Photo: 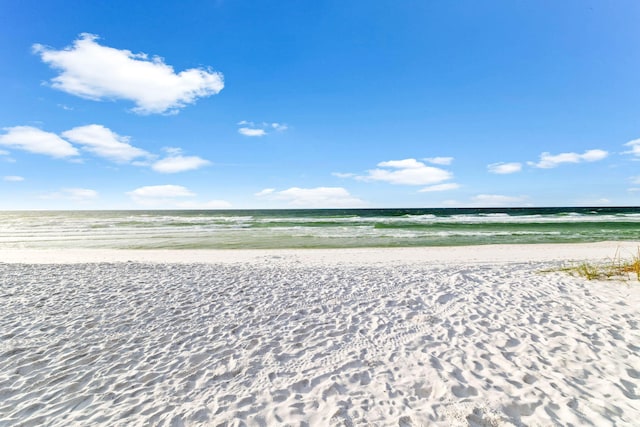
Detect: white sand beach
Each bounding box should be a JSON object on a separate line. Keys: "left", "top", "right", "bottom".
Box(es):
{"left": 1, "top": 242, "right": 639, "bottom": 426}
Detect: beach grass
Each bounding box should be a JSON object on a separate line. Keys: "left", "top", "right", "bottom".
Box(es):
{"left": 557, "top": 248, "right": 640, "bottom": 281}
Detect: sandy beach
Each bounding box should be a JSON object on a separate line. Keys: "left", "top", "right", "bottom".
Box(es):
{"left": 1, "top": 242, "right": 639, "bottom": 426}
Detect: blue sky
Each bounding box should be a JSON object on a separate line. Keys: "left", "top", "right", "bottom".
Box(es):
{"left": 1, "top": 0, "right": 639, "bottom": 209}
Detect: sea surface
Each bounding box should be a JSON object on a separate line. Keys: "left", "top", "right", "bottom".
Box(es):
{"left": 0, "top": 207, "right": 639, "bottom": 249}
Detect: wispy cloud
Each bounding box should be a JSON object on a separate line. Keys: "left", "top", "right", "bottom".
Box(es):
{"left": 151, "top": 148, "right": 210, "bottom": 173}
{"left": 126, "top": 184, "right": 195, "bottom": 206}
{"left": 3, "top": 124, "right": 210, "bottom": 174}
{"left": 65, "top": 188, "right": 98, "bottom": 200}
{"left": 271, "top": 123, "right": 288, "bottom": 132}
{"left": 424, "top": 156, "right": 453, "bottom": 166}
{"left": 128, "top": 184, "right": 194, "bottom": 199}
{"left": 418, "top": 183, "right": 460, "bottom": 192}
{"left": 3, "top": 175, "right": 24, "bottom": 182}
{"left": 126, "top": 184, "right": 230, "bottom": 208}
{"left": 237, "top": 120, "right": 287, "bottom": 137}
{"left": 0, "top": 126, "right": 79, "bottom": 158}
{"left": 175, "top": 200, "right": 232, "bottom": 209}
{"left": 255, "top": 186, "right": 367, "bottom": 208}
{"left": 572, "top": 197, "right": 612, "bottom": 205}
{"left": 254, "top": 188, "right": 275, "bottom": 197}
{"left": 41, "top": 188, "right": 98, "bottom": 201}
{"left": 34, "top": 33, "right": 224, "bottom": 115}
{"left": 488, "top": 162, "right": 522, "bottom": 174}
{"left": 354, "top": 158, "right": 452, "bottom": 186}
{"left": 471, "top": 194, "right": 528, "bottom": 206}
{"left": 528, "top": 149, "right": 608, "bottom": 169}
{"left": 62, "top": 124, "right": 150, "bottom": 163}
{"left": 624, "top": 138, "right": 640, "bottom": 158}
{"left": 627, "top": 176, "right": 640, "bottom": 193}
{"left": 332, "top": 172, "right": 356, "bottom": 179}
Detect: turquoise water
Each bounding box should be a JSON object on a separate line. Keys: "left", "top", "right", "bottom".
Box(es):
{"left": 0, "top": 207, "right": 639, "bottom": 249}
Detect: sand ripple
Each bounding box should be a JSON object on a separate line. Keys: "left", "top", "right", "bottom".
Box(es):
{"left": 1, "top": 261, "right": 639, "bottom": 426}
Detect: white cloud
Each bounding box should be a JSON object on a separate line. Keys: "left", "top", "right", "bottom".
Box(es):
{"left": 357, "top": 158, "right": 452, "bottom": 185}
{"left": 127, "top": 184, "right": 194, "bottom": 199}
{"left": 488, "top": 162, "right": 522, "bottom": 174}
{"left": 3, "top": 176, "right": 24, "bottom": 182}
{"left": 2, "top": 124, "right": 212, "bottom": 174}
{"left": 62, "top": 124, "right": 149, "bottom": 163}
{"left": 238, "top": 120, "right": 287, "bottom": 137}
{"left": 418, "top": 183, "right": 460, "bottom": 192}
{"left": 377, "top": 159, "right": 424, "bottom": 169}
{"left": 0, "top": 150, "right": 9, "bottom": 156}
{"left": 151, "top": 149, "right": 210, "bottom": 173}
{"left": 238, "top": 127, "right": 267, "bottom": 137}
{"left": 580, "top": 150, "right": 608, "bottom": 162}
{"left": 471, "top": 194, "right": 527, "bottom": 206}
{"left": 424, "top": 156, "right": 453, "bottom": 165}
{"left": 0, "top": 126, "right": 78, "bottom": 158}
{"left": 126, "top": 184, "right": 230, "bottom": 208}
{"left": 254, "top": 188, "right": 275, "bottom": 196}
{"left": 34, "top": 33, "right": 224, "bottom": 115}
{"left": 127, "top": 184, "right": 196, "bottom": 206}
{"left": 528, "top": 149, "right": 608, "bottom": 168}
{"left": 271, "top": 123, "right": 288, "bottom": 131}
{"left": 624, "top": 138, "right": 640, "bottom": 158}
{"left": 256, "top": 186, "right": 367, "bottom": 208}
{"left": 41, "top": 188, "right": 98, "bottom": 201}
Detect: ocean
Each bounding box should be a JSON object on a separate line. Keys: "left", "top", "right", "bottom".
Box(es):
{"left": 1, "top": 207, "right": 639, "bottom": 250}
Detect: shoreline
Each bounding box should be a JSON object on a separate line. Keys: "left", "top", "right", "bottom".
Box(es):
{"left": 1, "top": 240, "right": 638, "bottom": 265}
